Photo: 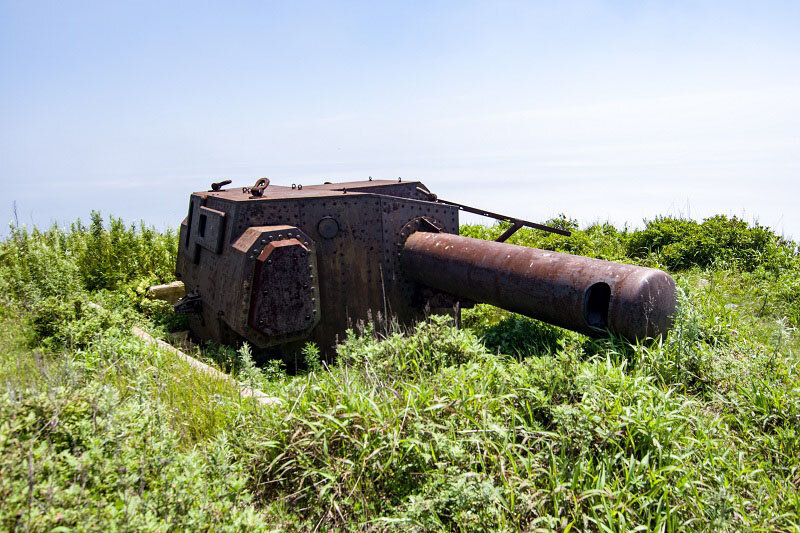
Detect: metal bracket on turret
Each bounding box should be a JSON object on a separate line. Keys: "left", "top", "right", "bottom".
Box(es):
{"left": 174, "top": 291, "right": 202, "bottom": 314}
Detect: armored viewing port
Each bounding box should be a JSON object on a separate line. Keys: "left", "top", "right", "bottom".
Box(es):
{"left": 175, "top": 178, "right": 676, "bottom": 355}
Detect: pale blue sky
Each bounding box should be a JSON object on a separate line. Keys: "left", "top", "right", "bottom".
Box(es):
{"left": 1, "top": 1, "right": 799, "bottom": 238}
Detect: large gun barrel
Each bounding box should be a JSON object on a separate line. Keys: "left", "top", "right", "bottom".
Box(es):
{"left": 401, "top": 231, "right": 675, "bottom": 340}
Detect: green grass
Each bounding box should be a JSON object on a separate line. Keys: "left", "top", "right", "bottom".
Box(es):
{"left": 1, "top": 214, "right": 799, "bottom": 531}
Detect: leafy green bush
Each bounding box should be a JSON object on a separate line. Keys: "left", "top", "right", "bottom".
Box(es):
{"left": 75, "top": 211, "right": 178, "bottom": 291}
{"left": 0, "top": 226, "right": 82, "bottom": 308}
{"left": 2, "top": 213, "right": 800, "bottom": 531}
{"left": 0, "top": 384, "right": 265, "bottom": 531}
{"left": 460, "top": 215, "right": 629, "bottom": 262}
{"left": 0, "top": 213, "right": 177, "bottom": 308}
{"left": 27, "top": 295, "right": 131, "bottom": 351}
{"left": 336, "top": 315, "right": 488, "bottom": 377}
{"left": 626, "top": 215, "right": 796, "bottom": 271}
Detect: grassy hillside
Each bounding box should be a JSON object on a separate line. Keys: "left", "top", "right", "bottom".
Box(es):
{"left": 1, "top": 212, "right": 799, "bottom": 531}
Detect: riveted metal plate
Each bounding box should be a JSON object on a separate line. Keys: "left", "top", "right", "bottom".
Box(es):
{"left": 229, "top": 225, "right": 320, "bottom": 344}
{"left": 249, "top": 238, "right": 317, "bottom": 336}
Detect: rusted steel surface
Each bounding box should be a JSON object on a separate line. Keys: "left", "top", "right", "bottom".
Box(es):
{"left": 400, "top": 231, "right": 675, "bottom": 340}
{"left": 248, "top": 237, "right": 316, "bottom": 336}
{"left": 210, "top": 179, "right": 232, "bottom": 191}
{"left": 176, "top": 180, "right": 458, "bottom": 354}
{"left": 175, "top": 178, "right": 676, "bottom": 355}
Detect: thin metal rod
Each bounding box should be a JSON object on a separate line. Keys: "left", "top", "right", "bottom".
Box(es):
{"left": 417, "top": 187, "right": 572, "bottom": 237}
{"left": 433, "top": 197, "right": 571, "bottom": 236}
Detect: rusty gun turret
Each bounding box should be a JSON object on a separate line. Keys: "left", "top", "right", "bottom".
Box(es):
{"left": 175, "top": 178, "right": 676, "bottom": 353}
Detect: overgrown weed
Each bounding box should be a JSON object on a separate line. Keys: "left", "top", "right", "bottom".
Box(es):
{"left": 1, "top": 213, "right": 799, "bottom": 530}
